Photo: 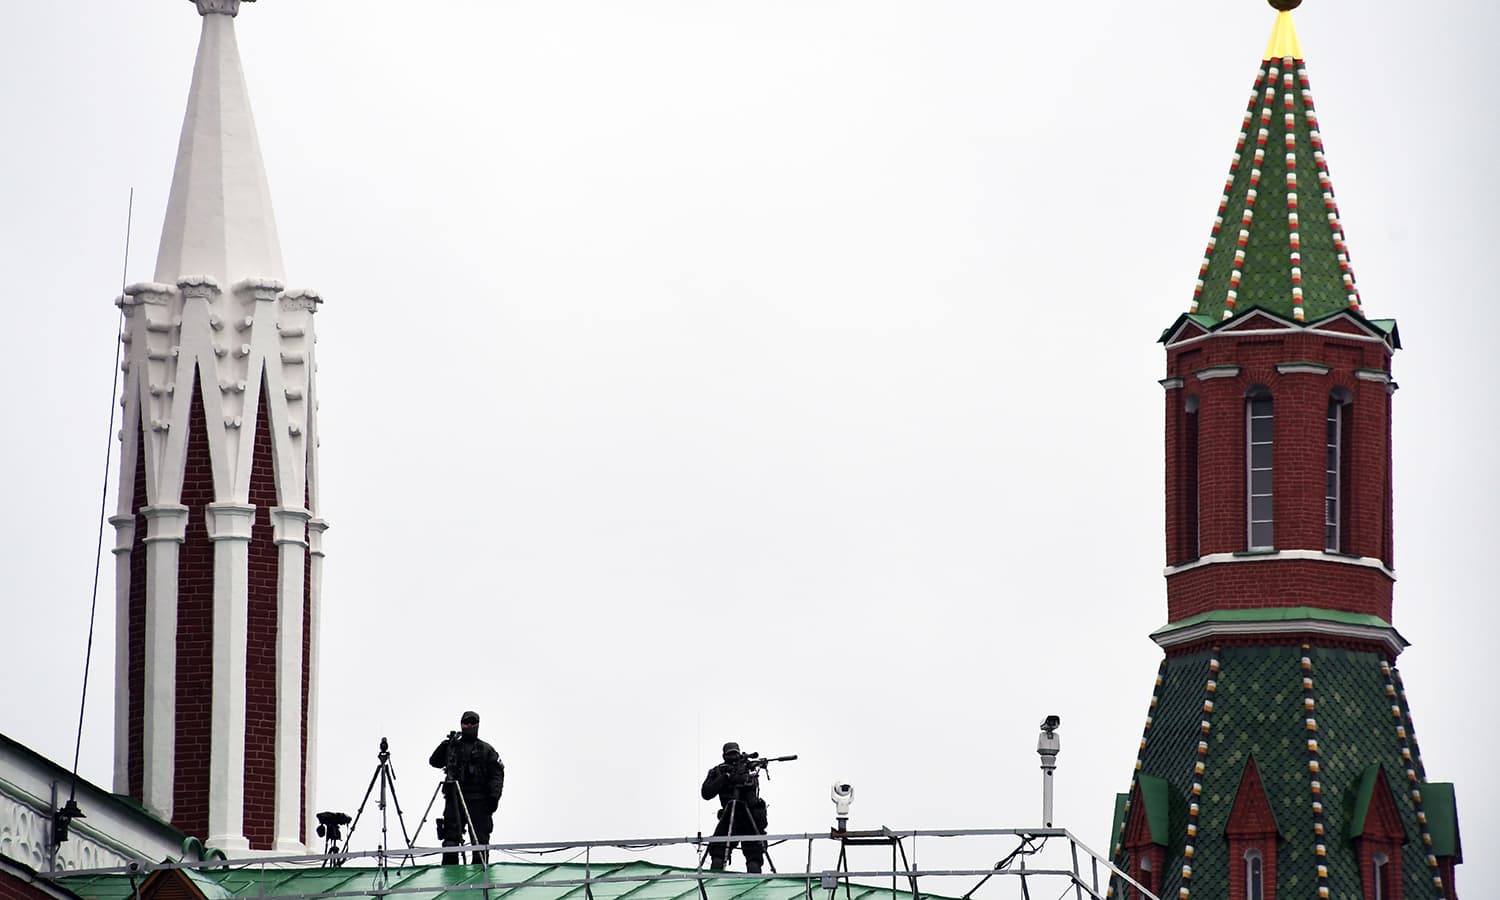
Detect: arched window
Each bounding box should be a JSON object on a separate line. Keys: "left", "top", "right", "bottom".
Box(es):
{"left": 1325, "top": 389, "right": 1352, "bottom": 552}
{"left": 1184, "top": 394, "right": 1200, "bottom": 560}
{"left": 1246, "top": 388, "right": 1274, "bottom": 549}
{"left": 1138, "top": 854, "right": 1155, "bottom": 898}
{"left": 1372, "top": 852, "right": 1391, "bottom": 900}
{"left": 1245, "top": 848, "right": 1264, "bottom": 900}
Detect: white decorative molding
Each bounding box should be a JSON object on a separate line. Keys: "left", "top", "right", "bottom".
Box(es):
{"left": 204, "top": 503, "right": 255, "bottom": 541}
{"left": 1194, "top": 365, "right": 1241, "bottom": 381}
{"left": 1165, "top": 548, "right": 1396, "bottom": 581}
{"left": 1159, "top": 377, "right": 1185, "bottom": 390}
{"left": 280, "top": 289, "right": 322, "bottom": 313}
{"left": 1165, "top": 324, "right": 1394, "bottom": 353}
{"left": 1153, "top": 615, "right": 1408, "bottom": 657}
{"left": 1355, "top": 368, "right": 1392, "bottom": 384}
{"left": 0, "top": 794, "right": 129, "bottom": 873}
{"left": 1276, "top": 362, "right": 1331, "bottom": 375}
{"left": 233, "top": 277, "right": 284, "bottom": 298}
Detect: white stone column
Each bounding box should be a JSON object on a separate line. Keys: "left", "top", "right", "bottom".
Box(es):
{"left": 270, "top": 506, "right": 310, "bottom": 852}
{"left": 109, "top": 514, "right": 136, "bottom": 795}
{"left": 303, "top": 517, "right": 327, "bottom": 843}
{"left": 140, "top": 504, "right": 188, "bottom": 821}
{"left": 204, "top": 502, "right": 255, "bottom": 852}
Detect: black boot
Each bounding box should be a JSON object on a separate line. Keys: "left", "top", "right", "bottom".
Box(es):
{"left": 745, "top": 859, "right": 763, "bottom": 874}
{"left": 710, "top": 859, "right": 726, "bottom": 872}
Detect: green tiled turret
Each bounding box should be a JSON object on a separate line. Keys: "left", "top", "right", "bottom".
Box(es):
{"left": 1110, "top": 4, "right": 1464, "bottom": 898}
{"left": 1187, "top": 5, "right": 1362, "bottom": 323}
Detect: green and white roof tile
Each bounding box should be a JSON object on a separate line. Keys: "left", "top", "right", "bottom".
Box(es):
{"left": 1188, "top": 5, "right": 1363, "bottom": 324}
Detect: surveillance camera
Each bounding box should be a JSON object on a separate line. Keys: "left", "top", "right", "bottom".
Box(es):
{"left": 1040, "top": 715, "right": 1060, "bottom": 733}
{"left": 830, "top": 781, "right": 853, "bottom": 831}
{"left": 127, "top": 861, "right": 142, "bottom": 874}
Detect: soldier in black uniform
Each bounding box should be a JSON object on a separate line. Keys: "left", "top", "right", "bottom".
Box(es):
{"left": 700, "top": 741, "right": 767, "bottom": 873}
{"left": 429, "top": 710, "right": 505, "bottom": 865}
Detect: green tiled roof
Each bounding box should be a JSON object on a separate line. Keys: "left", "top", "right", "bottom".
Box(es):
{"left": 54, "top": 861, "right": 939, "bottom": 900}
{"left": 1186, "top": 12, "right": 1366, "bottom": 324}
{"left": 1109, "top": 644, "right": 1457, "bottom": 899}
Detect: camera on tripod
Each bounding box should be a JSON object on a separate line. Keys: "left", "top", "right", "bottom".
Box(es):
{"left": 315, "top": 810, "right": 351, "bottom": 841}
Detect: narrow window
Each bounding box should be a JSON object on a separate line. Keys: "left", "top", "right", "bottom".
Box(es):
{"left": 1184, "top": 395, "right": 1200, "bottom": 560}
{"left": 1372, "top": 852, "right": 1390, "bottom": 900}
{"left": 1247, "top": 389, "right": 1274, "bottom": 549}
{"left": 1325, "top": 389, "right": 1351, "bottom": 552}
{"left": 1245, "top": 848, "right": 1264, "bottom": 900}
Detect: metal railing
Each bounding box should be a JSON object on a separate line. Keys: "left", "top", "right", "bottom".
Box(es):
{"left": 49, "top": 827, "right": 1160, "bottom": 900}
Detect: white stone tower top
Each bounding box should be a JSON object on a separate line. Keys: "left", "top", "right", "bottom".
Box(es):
{"left": 155, "top": 0, "right": 284, "bottom": 287}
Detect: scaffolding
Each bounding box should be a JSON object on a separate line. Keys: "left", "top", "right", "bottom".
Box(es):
{"left": 50, "top": 827, "right": 1160, "bottom": 900}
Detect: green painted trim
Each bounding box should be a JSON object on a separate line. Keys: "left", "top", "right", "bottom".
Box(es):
{"left": 1347, "top": 763, "right": 1383, "bottom": 838}
{"left": 1136, "top": 774, "right": 1173, "bottom": 846}
{"left": 1153, "top": 606, "right": 1391, "bottom": 637}
{"left": 1109, "top": 792, "right": 1129, "bottom": 855}
{"left": 1423, "top": 783, "right": 1462, "bottom": 860}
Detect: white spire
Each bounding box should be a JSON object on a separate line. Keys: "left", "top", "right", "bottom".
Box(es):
{"left": 154, "top": 0, "right": 285, "bottom": 287}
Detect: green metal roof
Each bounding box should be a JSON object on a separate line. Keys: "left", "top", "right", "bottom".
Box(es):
{"left": 1135, "top": 776, "right": 1172, "bottom": 847}
{"left": 54, "top": 861, "right": 940, "bottom": 900}
{"left": 1422, "top": 783, "right": 1462, "bottom": 860}
{"left": 1347, "top": 763, "right": 1400, "bottom": 840}
{"left": 1151, "top": 605, "right": 1391, "bottom": 637}
{"left": 1185, "top": 13, "right": 1368, "bottom": 324}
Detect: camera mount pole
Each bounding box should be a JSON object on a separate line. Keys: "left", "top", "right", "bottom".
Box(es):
{"left": 343, "top": 738, "right": 417, "bottom": 870}
{"left": 1037, "top": 718, "right": 1060, "bottom": 829}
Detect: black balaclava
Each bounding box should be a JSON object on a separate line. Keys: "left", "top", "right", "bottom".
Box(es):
{"left": 460, "top": 711, "right": 480, "bottom": 742}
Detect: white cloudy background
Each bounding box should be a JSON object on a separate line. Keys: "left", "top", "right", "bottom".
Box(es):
{"left": 2, "top": 0, "right": 1496, "bottom": 890}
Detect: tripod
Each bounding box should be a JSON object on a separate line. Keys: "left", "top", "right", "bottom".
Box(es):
{"left": 699, "top": 791, "right": 773, "bottom": 874}
{"left": 339, "top": 737, "right": 416, "bottom": 868}
{"left": 414, "top": 737, "right": 486, "bottom": 866}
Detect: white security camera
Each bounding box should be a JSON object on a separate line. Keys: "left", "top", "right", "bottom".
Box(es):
{"left": 830, "top": 782, "right": 854, "bottom": 831}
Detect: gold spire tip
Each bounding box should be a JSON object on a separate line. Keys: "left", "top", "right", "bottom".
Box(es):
{"left": 1264, "top": 6, "right": 1304, "bottom": 60}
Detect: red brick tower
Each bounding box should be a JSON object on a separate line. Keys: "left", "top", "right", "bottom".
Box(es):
{"left": 1108, "top": 4, "right": 1462, "bottom": 899}
{"left": 110, "top": 0, "right": 326, "bottom": 854}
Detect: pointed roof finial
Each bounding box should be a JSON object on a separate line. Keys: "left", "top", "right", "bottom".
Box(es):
{"left": 1183, "top": 0, "right": 1368, "bottom": 324}
{"left": 194, "top": 0, "right": 255, "bottom": 16}
{"left": 1264, "top": 2, "right": 1304, "bottom": 61}
{"left": 155, "top": 0, "right": 284, "bottom": 288}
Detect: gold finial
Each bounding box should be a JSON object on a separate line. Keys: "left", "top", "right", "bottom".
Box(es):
{"left": 1264, "top": 5, "right": 1304, "bottom": 60}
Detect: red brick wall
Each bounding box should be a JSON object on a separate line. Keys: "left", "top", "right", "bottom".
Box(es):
{"left": 0, "top": 870, "right": 68, "bottom": 900}
{"left": 128, "top": 414, "right": 148, "bottom": 802}
{"left": 1164, "top": 328, "right": 1392, "bottom": 563}
{"left": 244, "top": 386, "right": 279, "bottom": 849}
{"left": 300, "top": 476, "right": 311, "bottom": 845}
{"left": 1162, "top": 327, "right": 1396, "bottom": 622}
{"left": 1227, "top": 760, "right": 1279, "bottom": 900}
{"left": 174, "top": 383, "right": 216, "bottom": 839}
{"left": 1167, "top": 557, "right": 1393, "bottom": 621}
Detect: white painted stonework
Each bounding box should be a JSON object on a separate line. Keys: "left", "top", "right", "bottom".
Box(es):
{"left": 110, "top": 0, "right": 323, "bottom": 855}
{"left": 0, "top": 737, "right": 185, "bottom": 874}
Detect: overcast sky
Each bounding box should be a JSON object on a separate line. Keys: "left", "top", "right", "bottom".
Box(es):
{"left": 2, "top": 0, "right": 1496, "bottom": 891}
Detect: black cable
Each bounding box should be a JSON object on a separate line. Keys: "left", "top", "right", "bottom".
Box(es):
{"left": 68, "top": 188, "right": 133, "bottom": 801}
